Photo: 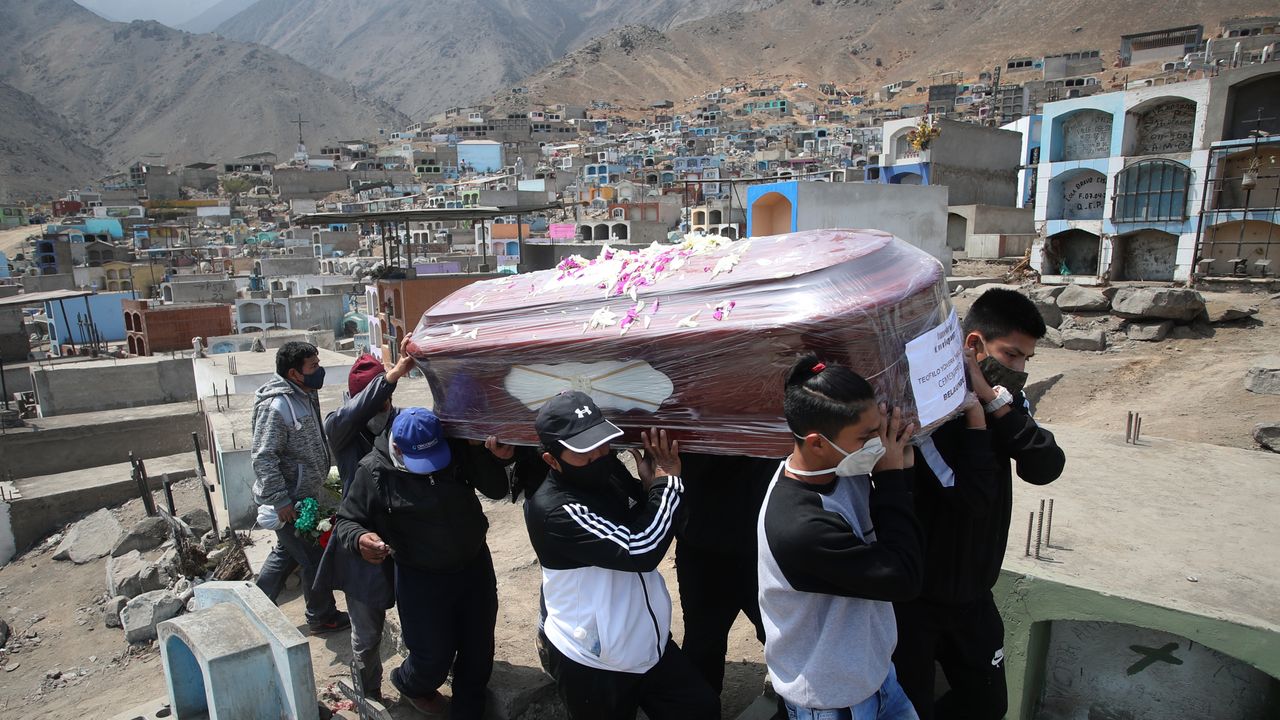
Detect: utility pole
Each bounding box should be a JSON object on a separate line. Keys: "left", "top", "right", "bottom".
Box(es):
{"left": 991, "top": 65, "right": 1003, "bottom": 127}
{"left": 293, "top": 113, "right": 309, "bottom": 147}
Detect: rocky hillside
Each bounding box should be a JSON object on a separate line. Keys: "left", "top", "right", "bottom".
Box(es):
{"left": 213, "top": 0, "right": 781, "bottom": 117}
{"left": 0, "top": 81, "right": 103, "bottom": 203}
{"left": 178, "top": 0, "right": 260, "bottom": 32}
{"left": 517, "top": 0, "right": 1274, "bottom": 107}
{"left": 0, "top": 0, "right": 408, "bottom": 175}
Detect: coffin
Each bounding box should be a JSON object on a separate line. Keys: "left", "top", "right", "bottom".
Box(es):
{"left": 408, "top": 229, "right": 962, "bottom": 456}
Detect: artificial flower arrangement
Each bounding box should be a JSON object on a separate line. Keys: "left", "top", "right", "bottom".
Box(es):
{"left": 293, "top": 496, "right": 337, "bottom": 548}
{"left": 907, "top": 116, "right": 940, "bottom": 151}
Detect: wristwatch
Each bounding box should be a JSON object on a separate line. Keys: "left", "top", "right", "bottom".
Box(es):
{"left": 983, "top": 386, "right": 1014, "bottom": 414}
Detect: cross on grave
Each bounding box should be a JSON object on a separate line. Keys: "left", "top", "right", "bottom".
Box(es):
{"left": 1242, "top": 106, "right": 1277, "bottom": 138}
{"left": 1126, "top": 642, "right": 1184, "bottom": 676}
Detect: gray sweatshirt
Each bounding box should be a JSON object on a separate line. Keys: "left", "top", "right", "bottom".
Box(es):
{"left": 251, "top": 374, "right": 331, "bottom": 510}
{"left": 757, "top": 461, "right": 923, "bottom": 709}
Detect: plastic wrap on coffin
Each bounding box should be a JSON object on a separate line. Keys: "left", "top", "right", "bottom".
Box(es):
{"left": 408, "top": 229, "right": 956, "bottom": 456}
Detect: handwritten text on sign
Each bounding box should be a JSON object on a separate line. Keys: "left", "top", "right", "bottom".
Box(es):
{"left": 905, "top": 309, "right": 966, "bottom": 427}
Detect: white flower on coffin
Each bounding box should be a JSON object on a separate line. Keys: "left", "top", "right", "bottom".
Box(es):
{"left": 504, "top": 361, "right": 675, "bottom": 412}
{"left": 587, "top": 306, "right": 618, "bottom": 330}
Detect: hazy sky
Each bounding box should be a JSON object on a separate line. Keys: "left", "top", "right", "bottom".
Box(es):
{"left": 73, "top": 0, "right": 224, "bottom": 26}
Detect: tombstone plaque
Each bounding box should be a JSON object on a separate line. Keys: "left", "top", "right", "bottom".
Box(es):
{"left": 1061, "top": 171, "right": 1107, "bottom": 220}
{"left": 1061, "top": 110, "right": 1112, "bottom": 161}
{"left": 1134, "top": 100, "right": 1195, "bottom": 155}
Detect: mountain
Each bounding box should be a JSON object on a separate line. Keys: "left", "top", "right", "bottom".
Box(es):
{"left": 74, "top": 0, "right": 223, "bottom": 27}
{"left": 0, "top": 0, "right": 408, "bottom": 176}
{"left": 179, "top": 0, "right": 261, "bottom": 33}
{"left": 213, "top": 0, "right": 781, "bottom": 117}
{"left": 518, "top": 0, "right": 1274, "bottom": 107}
{"left": 0, "top": 81, "right": 103, "bottom": 203}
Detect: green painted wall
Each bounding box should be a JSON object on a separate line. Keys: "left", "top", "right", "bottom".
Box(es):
{"left": 995, "top": 571, "right": 1280, "bottom": 718}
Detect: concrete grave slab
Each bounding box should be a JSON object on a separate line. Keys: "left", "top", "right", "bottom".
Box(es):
{"left": 191, "top": 581, "right": 318, "bottom": 720}
{"left": 997, "top": 425, "right": 1280, "bottom": 718}
{"left": 159, "top": 602, "right": 286, "bottom": 719}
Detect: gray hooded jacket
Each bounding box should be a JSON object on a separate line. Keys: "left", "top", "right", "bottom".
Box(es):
{"left": 251, "top": 374, "right": 331, "bottom": 510}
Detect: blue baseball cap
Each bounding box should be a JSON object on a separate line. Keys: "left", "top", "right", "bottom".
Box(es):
{"left": 390, "top": 407, "right": 452, "bottom": 474}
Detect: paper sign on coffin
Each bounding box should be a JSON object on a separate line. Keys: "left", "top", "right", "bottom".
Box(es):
{"left": 408, "top": 229, "right": 963, "bottom": 457}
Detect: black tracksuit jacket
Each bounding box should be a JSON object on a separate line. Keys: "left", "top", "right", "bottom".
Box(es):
{"left": 909, "top": 393, "right": 1065, "bottom": 603}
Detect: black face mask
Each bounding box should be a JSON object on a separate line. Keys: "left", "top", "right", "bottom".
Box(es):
{"left": 979, "top": 355, "right": 1029, "bottom": 393}
{"left": 301, "top": 366, "right": 326, "bottom": 390}
{"left": 554, "top": 454, "right": 614, "bottom": 487}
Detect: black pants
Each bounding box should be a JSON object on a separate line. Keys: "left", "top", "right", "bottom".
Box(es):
{"left": 892, "top": 592, "right": 1008, "bottom": 720}
{"left": 392, "top": 548, "right": 498, "bottom": 720}
{"left": 675, "top": 541, "right": 766, "bottom": 697}
{"left": 542, "top": 633, "right": 718, "bottom": 720}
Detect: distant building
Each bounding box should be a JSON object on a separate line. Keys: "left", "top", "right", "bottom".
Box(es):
{"left": 1041, "top": 50, "right": 1103, "bottom": 80}
{"left": 1030, "top": 64, "right": 1280, "bottom": 283}
{"left": 745, "top": 180, "right": 949, "bottom": 265}
{"left": 122, "top": 299, "right": 234, "bottom": 356}
{"left": 1119, "top": 25, "right": 1204, "bottom": 67}
{"left": 869, "top": 117, "right": 1023, "bottom": 207}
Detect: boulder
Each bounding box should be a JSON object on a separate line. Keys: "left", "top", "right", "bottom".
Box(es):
{"left": 1126, "top": 320, "right": 1173, "bottom": 342}
{"left": 1029, "top": 285, "right": 1067, "bottom": 302}
{"left": 120, "top": 591, "right": 183, "bottom": 644}
{"left": 1168, "top": 324, "right": 1205, "bottom": 340}
{"left": 1205, "top": 300, "right": 1258, "bottom": 323}
{"left": 53, "top": 509, "right": 123, "bottom": 564}
{"left": 1110, "top": 287, "right": 1205, "bottom": 322}
{"left": 1038, "top": 326, "right": 1064, "bottom": 349}
{"left": 964, "top": 282, "right": 1021, "bottom": 298}
{"left": 111, "top": 516, "right": 172, "bottom": 557}
{"left": 1061, "top": 329, "right": 1108, "bottom": 351}
{"left": 1245, "top": 357, "right": 1280, "bottom": 396}
{"left": 1254, "top": 423, "right": 1280, "bottom": 452}
{"left": 105, "top": 550, "right": 166, "bottom": 599}
{"left": 1032, "top": 297, "right": 1063, "bottom": 329}
{"left": 104, "top": 596, "right": 127, "bottom": 629}
{"left": 180, "top": 509, "right": 213, "bottom": 538}
{"left": 1056, "top": 285, "right": 1110, "bottom": 312}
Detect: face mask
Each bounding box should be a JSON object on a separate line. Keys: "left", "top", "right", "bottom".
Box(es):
{"left": 555, "top": 453, "right": 614, "bottom": 487}
{"left": 787, "top": 435, "right": 886, "bottom": 478}
{"left": 301, "top": 366, "right": 326, "bottom": 390}
{"left": 978, "top": 355, "right": 1028, "bottom": 393}
{"left": 367, "top": 409, "right": 391, "bottom": 436}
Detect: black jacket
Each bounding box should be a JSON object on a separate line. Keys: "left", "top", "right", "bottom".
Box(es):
{"left": 313, "top": 379, "right": 398, "bottom": 607}
{"left": 907, "top": 393, "right": 1065, "bottom": 604}
{"left": 334, "top": 433, "right": 511, "bottom": 573}
{"left": 676, "top": 453, "right": 779, "bottom": 558}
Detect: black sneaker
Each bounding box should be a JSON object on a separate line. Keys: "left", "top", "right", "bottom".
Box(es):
{"left": 308, "top": 611, "right": 351, "bottom": 635}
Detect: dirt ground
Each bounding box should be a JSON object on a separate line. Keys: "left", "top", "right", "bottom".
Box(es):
{"left": 1, "top": 286, "right": 1277, "bottom": 720}
{"left": 0, "top": 225, "right": 38, "bottom": 260}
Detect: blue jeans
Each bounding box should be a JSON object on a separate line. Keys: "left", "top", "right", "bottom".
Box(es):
{"left": 255, "top": 526, "right": 339, "bottom": 626}
{"left": 785, "top": 666, "right": 919, "bottom": 720}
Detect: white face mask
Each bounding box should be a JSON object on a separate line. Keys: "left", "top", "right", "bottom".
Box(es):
{"left": 787, "top": 434, "right": 886, "bottom": 478}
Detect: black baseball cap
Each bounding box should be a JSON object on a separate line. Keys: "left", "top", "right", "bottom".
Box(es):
{"left": 535, "top": 391, "right": 623, "bottom": 453}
